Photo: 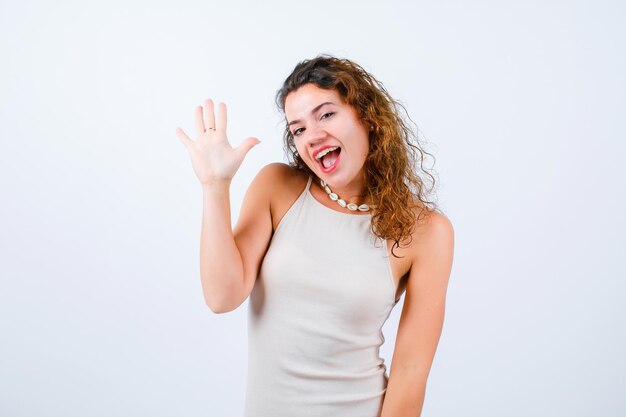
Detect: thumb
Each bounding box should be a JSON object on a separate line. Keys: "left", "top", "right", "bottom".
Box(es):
{"left": 235, "top": 137, "right": 261, "bottom": 159}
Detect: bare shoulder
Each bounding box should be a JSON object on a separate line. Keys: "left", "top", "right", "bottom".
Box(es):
{"left": 252, "top": 162, "right": 304, "bottom": 190}
{"left": 239, "top": 162, "right": 302, "bottom": 214}
{"left": 256, "top": 161, "right": 293, "bottom": 177}
{"left": 414, "top": 209, "right": 454, "bottom": 240}
{"left": 253, "top": 162, "right": 309, "bottom": 230}
{"left": 410, "top": 206, "right": 455, "bottom": 260}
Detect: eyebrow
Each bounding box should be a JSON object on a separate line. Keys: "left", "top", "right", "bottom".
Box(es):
{"left": 287, "top": 102, "right": 335, "bottom": 127}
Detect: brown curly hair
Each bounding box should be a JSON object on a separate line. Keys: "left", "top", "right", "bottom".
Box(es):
{"left": 276, "top": 55, "right": 440, "bottom": 257}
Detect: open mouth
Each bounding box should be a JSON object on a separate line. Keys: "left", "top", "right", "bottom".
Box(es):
{"left": 315, "top": 147, "right": 341, "bottom": 172}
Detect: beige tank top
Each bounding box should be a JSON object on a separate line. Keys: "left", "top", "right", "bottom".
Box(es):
{"left": 244, "top": 175, "right": 402, "bottom": 417}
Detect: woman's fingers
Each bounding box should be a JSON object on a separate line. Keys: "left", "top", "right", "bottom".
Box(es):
{"left": 204, "top": 99, "right": 216, "bottom": 131}
{"left": 195, "top": 106, "right": 205, "bottom": 136}
{"left": 216, "top": 102, "right": 227, "bottom": 132}
{"left": 176, "top": 127, "right": 193, "bottom": 148}
{"left": 189, "top": 98, "right": 225, "bottom": 140}
{"left": 234, "top": 136, "right": 261, "bottom": 159}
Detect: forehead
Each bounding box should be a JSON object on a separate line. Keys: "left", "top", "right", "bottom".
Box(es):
{"left": 284, "top": 84, "right": 343, "bottom": 121}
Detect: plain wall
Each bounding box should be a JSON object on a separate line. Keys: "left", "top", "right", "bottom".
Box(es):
{"left": 1, "top": 0, "right": 624, "bottom": 416}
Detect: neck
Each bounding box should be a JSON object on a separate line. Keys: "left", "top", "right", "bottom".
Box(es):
{"left": 318, "top": 174, "right": 373, "bottom": 212}
{"left": 323, "top": 177, "right": 366, "bottom": 199}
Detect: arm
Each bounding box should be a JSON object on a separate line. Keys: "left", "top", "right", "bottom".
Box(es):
{"left": 199, "top": 179, "right": 243, "bottom": 312}
{"left": 380, "top": 213, "right": 455, "bottom": 417}
{"left": 203, "top": 164, "right": 280, "bottom": 313}
{"left": 176, "top": 99, "right": 267, "bottom": 313}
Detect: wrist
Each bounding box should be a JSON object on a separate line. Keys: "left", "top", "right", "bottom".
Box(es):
{"left": 201, "top": 178, "right": 231, "bottom": 191}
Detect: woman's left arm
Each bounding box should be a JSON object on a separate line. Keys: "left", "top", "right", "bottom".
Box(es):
{"left": 380, "top": 213, "right": 455, "bottom": 417}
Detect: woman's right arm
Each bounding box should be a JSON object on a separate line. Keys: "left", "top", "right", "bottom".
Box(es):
{"left": 177, "top": 98, "right": 268, "bottom": 313}
{"left": 199, "top": 166, "right": 276, "bottom": 313}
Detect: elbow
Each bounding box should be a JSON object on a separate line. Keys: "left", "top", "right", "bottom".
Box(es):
{"left": 207, "top": 303, "right": 239, "bottom": 314}
{"left": 205, "top": 296, "right": 229, "bottom": 314}
{"left": 206, "top": 301, "right": 226, "bottom": 314}
{"left": 201, "top": 273, "right": 247, "bottom": 314}
{"left": 204, "top": 295, "right": 241, "bottom": 314}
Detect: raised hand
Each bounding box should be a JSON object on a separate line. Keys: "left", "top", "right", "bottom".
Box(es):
{"left": 176, "top": 99, "right": 260, "bottom": 185}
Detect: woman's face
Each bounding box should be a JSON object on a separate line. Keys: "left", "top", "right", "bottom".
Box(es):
{"left": 284, "top": 83, "right": 370, "bottom": 189}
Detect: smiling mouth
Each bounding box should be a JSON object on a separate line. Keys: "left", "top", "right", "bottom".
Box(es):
{"left": 316, "top": 147, "right": 341, "bottom": 171}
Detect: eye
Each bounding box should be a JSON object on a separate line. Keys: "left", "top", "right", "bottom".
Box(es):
{"left": 292, "top": 127, "right": 304, "bottom": 137}
{"left": 320, "top": 112, "right": 334, "bottom": 120}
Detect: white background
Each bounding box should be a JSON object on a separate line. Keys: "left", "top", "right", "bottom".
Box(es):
{"left": 1, "top": 1, "right": 625, "bottom": 416}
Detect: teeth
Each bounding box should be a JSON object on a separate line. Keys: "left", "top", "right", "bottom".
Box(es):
{"left": 315, "top": 147, "right": 339, "bottom": 160}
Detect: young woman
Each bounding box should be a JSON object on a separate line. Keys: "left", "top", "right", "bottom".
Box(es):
{"left": 176, "top": 55, "right": 454, "bottom": 417}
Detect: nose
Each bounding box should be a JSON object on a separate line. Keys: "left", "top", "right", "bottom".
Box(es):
{"left": 305, "top": 123, "right": 328, "bottom": 148}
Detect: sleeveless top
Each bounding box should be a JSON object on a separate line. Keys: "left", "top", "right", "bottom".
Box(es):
{"left": 244, "top": 175, "right": 403, "bottom": 417}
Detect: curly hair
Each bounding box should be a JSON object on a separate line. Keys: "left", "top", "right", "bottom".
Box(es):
{"left": 276, "top": 55, "right": 440, "bottom": 257}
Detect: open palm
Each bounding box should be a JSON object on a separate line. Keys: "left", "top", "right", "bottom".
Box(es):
{"left": 176, "top": 99, "right": 260, "bottom": 184}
